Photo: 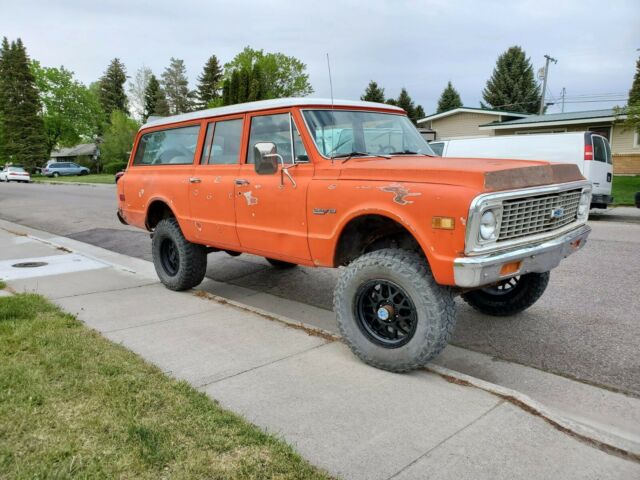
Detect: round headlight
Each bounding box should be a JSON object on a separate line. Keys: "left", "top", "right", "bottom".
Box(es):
{"left": 480, "top": 210, "right": 497, "bottom": 240}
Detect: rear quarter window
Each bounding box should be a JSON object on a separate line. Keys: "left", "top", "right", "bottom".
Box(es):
{"left": 133, "top": 125, "right": 201, "bottom": 165}
{"left": 592, "top": 136, "right": 607, "bottom": 163}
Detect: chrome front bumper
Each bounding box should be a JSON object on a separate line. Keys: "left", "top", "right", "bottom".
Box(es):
{"left": 453, "top": 224, "right": 591, "bottom": 288}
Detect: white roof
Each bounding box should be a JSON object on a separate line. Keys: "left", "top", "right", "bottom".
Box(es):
{"left": 417, "top": 107, "right": 530, "bottom": 124}
{"left": 142, "top": 97, "right": 405, "bottom": 129}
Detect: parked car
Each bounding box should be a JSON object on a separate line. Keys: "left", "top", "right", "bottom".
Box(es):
{"left": 0, "top": 166, "right": 31, "bottom": 183}
{"left": 429, "top": 132, "right": 613, "bottom": 209}
{"left": 42, "top": 162, "right": 90, "bottom": 177}
{"left": 117, "top": 98, "right": 591, "bottom": 372}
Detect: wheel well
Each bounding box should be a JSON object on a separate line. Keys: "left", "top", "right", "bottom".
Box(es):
{"left": 146, "top": 200, "right": 175, "bottom": 230}
{"left": 333, "top": 215, "right": 423, "bottom": 266}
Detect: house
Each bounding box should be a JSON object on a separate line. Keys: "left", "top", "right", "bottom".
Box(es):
{"left": 416, "top": 107, "right": 529, "bottom": 140}
{"left": 50, "top": 143, "right": 99, "bottom": 164}
{"left": 480, "top": 109, "right": 638, "bottom": 174}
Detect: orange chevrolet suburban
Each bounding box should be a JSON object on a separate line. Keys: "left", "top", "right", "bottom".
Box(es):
{"left": 117, "top": 98, "right": 591, "bottom": 371}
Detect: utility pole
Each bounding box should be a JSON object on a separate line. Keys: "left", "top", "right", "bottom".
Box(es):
{"left": 539, "top": 54, "right": 558, "bottom": 115}
{"left": 560, "top": 87, "right": 566, "bottom": 113}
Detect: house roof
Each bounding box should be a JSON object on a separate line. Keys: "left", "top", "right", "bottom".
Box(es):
{"left": 142, "top": 98, "right": 405, "bottom": 130}
{"left": 480, "top": 108, "right": 627, "bottom": 130}
{"left": 416, "top": 107, "right": 530, "bottom": 124}
{"left": 51, "top": 143, "right": 98, "bottom": 158}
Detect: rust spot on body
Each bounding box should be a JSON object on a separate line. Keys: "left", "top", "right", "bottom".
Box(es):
{"left": 380, "top": 184, "right": 421, "bottom": 205}
{"left": 243, "top": 191, "right": 258, "bottom": 206}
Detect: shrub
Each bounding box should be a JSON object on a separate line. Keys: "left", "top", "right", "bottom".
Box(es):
{"left": 103, "top": 161, "right": 127, "bottom": 174}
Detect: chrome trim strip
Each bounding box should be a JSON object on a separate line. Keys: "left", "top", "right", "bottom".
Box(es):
{"left": 465, "top": 180, "right": 591, "bottom": 256}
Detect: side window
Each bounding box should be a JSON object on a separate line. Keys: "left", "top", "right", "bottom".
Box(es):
{"left": 210, "top": 119, "right": 243, "bottom": 165}
{"left": 292, "top": 122, "right": 308, "bottom": 162}
{"left": 603, "top": 138, "right": 612, "bottom": 164}
{"left": 133, "top": 125, "right": 200, "bottom": 165}
{"left": 592, "top": 136, "right": 606, "bottom": 163}
{"left": 247, "top": 113, "right": 292, "bottom": 164}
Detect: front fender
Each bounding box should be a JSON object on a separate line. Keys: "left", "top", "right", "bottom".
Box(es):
{"left": 307, "top": 179, "right": 479, "bottom": 285}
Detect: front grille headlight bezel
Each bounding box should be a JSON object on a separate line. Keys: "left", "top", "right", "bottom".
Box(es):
{"left": 464, "top": 180, "right": 591, "bottom": 256}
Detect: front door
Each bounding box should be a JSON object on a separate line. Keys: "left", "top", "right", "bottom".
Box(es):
{"left": 189, "top": 116, "right": 244, "bottom": 249}
{"left": 234, "top": 111, "right": 313, "bottom": 263}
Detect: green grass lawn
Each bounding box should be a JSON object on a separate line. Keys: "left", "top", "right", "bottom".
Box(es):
{"left": 612, "top": 175, "right": 640, "bottom": 206}
{"left": 0, "top": 293, "right": 331, "bottom": 479}
{"left": 33, "top": 173, "right": 115, "bottom": 184}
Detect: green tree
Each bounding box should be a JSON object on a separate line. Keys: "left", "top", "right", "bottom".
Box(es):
{"left": 361, "top": 81, "right": 386, "bottom": 103}
{"left": 30, "top": 61, "right": 103, "bottom": 155}
{"left": 100, "top": 110, "right": 139, "bottom": 167}
{"left": 437, "top": 81, "right": 463, "bottom": 113}
{"left": 128, "top": 66, "right": 152, "bottom": 121}
{"left": 196, "top": 55, "right": 223, "bottom": 108}
{"left": 394, "top": 88, "right": 424, "bottom": 125}
{"left": 223, "top": 46, "right": 312, "bottom": 98}
{"left": 482, "top": 46, "right": 540, "bottom": 113}
{"left": 153, "top": 87, "right": 171, "bottom": 117}
{"left": 628, "top": 55, "right": 640, "bottom": 106}
{"left": 248, "top": 63, "right": 265, "bottom": 102}
{"left": 415, "top": 105, "right": 425, "bottom": 121}
{"left": 0, "top": 38, "right": 47, "bottom": 169}
{"left": 161, "top": 57, "right": 193, "bottom": 115}
{"left": 143, "top": 74, "right": 160, "bottom": 122}
{"left": 99, "top": 58, "right": 128, "bottom": 118}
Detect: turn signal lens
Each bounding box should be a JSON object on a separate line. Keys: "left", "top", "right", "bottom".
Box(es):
{"left": 432, "top": 216, "right": 455, "bottom": 230}
{"left": 500, "top": 261, "right": 521, "bottom": 276}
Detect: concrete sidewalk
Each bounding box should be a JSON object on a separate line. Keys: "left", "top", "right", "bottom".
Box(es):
{"left": 1, "top": 221, "right": 639, "bottom": 479}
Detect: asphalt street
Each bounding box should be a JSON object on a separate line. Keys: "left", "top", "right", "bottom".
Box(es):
{"left": 1, "top": 181, "right": 639, "bottom": 396}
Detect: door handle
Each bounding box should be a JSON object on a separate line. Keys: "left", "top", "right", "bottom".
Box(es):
{"left": 234, "top": 179, "right": 250, "bottom": 186}
{"left": 189, "top": 177, "right": 201, "bottom": 184}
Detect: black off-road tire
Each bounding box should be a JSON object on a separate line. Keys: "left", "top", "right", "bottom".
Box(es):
{"left": 152, "top": 218, "right": 207, "bottom": 291}
{"left": 461, "top": 272, "right": 550, "bottom": 317}
{"left": 333, "top": 248, "right": 456, "bottom": 372}
{"left": 266, "top": 258, "right": 298, "bottom": 269}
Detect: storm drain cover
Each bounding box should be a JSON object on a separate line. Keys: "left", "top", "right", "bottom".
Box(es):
{"left": 12, "top": 261, "right": 48, "bottom": 268}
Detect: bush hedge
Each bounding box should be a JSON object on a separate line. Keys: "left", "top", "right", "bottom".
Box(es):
{"left": 103, "top": 161, "right": 127, "bottom": 174}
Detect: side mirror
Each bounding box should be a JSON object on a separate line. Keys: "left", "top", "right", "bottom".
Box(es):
{"left": 254, "top": 142, "right": 279, "bottom": 175}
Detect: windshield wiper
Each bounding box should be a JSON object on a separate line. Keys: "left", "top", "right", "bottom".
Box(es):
{"left": 388, "top": 149, "right": 421, "bottom": 155}
{"left": 331, "top": 151, "right": 391, "bottom": 163}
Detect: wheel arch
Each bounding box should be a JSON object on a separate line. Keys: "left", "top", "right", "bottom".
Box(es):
{"left": 145, "top": 198, "right": 177, "bottom": 230}
{"left": 332, "top": 211, "right": 431, "bottom": 267}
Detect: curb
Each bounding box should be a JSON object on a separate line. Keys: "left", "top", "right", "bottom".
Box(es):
{"left": 4, "top": 224, "right": 640, "bottom": 463}
{"left": 31, "top": 180, "right": 115, "bottom": 187}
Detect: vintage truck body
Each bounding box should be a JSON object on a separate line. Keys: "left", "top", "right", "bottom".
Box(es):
{"left": 117, "top": 98, "right": 591, "bottom": 371}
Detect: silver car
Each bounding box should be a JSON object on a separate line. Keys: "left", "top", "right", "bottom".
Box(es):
{"left": 42, "top": 162, "right": 90, "bottom": 177}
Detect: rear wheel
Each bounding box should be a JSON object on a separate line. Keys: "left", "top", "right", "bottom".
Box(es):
{"left": 333, "top": 248, "right": 456, "bottom": 372}
{"left": 152, "top": 218, "right": 207, "bottom": 291}
{"left": 461, "top": 272, "right": 550, "bottom": 316}
{"left": 266, "top": 258, "right": 297, "bottom": 269}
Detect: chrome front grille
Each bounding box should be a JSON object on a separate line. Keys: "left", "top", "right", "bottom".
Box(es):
{"left": 498, "top": 189, "right": 582, "bottom": 242}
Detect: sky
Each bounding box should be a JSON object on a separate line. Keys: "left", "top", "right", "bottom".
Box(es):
{"left": 2, "top": 0, "right": 639, "bottom": 115}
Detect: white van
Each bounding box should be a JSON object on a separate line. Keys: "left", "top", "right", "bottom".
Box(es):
{"left": 430, "top": 132, "right": 613, "bottom": 208}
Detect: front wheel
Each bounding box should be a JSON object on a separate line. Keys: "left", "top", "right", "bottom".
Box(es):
{"left": 461, "top": 272, "right": 550, "bottom": 316}
{"left": 152, "top": 218, "right": 207, "bottom": 291}
{"left": 333, "top": 249, "right": 456, "bottom": 372}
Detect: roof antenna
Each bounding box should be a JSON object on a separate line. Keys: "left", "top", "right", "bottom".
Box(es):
{"left": 326, "top": 53, "right": 336, "bottom": 165}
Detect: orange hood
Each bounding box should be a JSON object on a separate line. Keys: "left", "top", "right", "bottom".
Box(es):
{"left": 337, "top": 156, "right": 584, "bottom": 192}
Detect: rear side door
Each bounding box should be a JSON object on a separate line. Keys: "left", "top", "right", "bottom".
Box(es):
{"left": 233, "top": 110, "right": 314, "bottom": 263}
{"left": 188, "top": 115, "right": 243, "bottom": 249}
{"left": 585, "top": 134, "right": 613, "bottom": 196}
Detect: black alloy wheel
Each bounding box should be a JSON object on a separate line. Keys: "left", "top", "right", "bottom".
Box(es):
{"left": 355, "top": 279, "right": 418, "bottom": 348}
{"left": 160, "top": 238, "right": 180, "bottom": 276}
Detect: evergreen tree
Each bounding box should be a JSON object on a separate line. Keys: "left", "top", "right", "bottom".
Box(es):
{"left": 161, "top": 57, "right": 193, "bottom": 115}
{"left": 0, "top": 38, "right": 47, "bottom": 169}
{"left": 238, "top": 67, "right": 251, "bottom": 103}
{"left": 99, "top": 58, "right": 128, "bottom": 118}
{"left": 482, "top": 46, "right": 540, "bottom": 114}
{"left": 385, "top": 98, "right": 397, "bottom": 106}
{"left": 414, "top": 105, "right": 426, "bottom": 121}
{"left": 222, "top": 79, "right": 231, "bottom": 106}
{"left": 143, "top": 74, "right": 160, "bottom": 122}
{"left": 629, "top": 55, "right": 640, "bottom": 106}
{"left": 153, "top": 87, "right": 171, "bottom": 117}
{"left": 224, "top": 70, "right": 241, "bottom": 105}
{"left": 437, "top": 81, "right": 463, "bottom": 113}
{"left": 248, "top": 63, "right": 265, "bottom": 101}
{"left": 196, "top": 55, "right": 223, "bottom": 108}
{"left": 396, "top": 88, "right": 418, "bottom": 124}
{"left": 361, "top": 81, "right": 386, "bottom": 103}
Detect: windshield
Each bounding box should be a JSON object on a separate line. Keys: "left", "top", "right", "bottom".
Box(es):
{"left": 8, "top": 167, "right": 26, "bottom": 172}
{"left": 302, "top": 110, "right": 435, "bottom": 158}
